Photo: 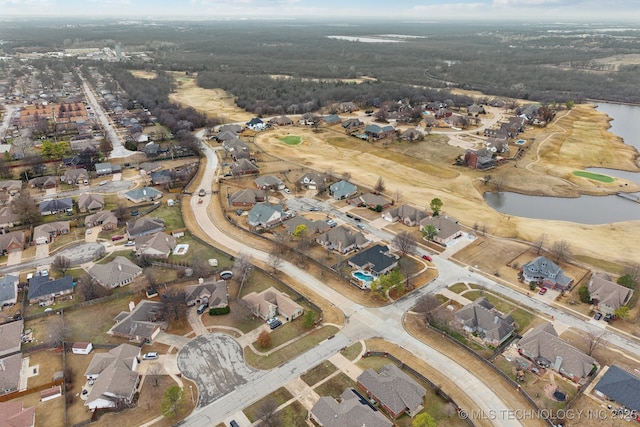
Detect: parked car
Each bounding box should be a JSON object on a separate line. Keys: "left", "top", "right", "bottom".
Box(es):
{"left": 310, "top": 207, "right": 319, "bottom": 211}
{"left": 421, "top": 255, "right": 432, "bottom": 262}
{"left": 538, "top": 287, "right": 547, "bottom": 295}
{"left": 230, "top": 421, "right": 239, "bottom": 427}
{"left": 41, "top": 269, "right": 48, "bottom": 277}
{"left": 86, "top": 229, "right": 92, "bottom": 234}
{"left": 142, "top": 352, "right": 158, "bottom": 360}
{"left": 283, "top": 188, "right": 291, "bottom": 194}
{"left": 111, "top": 235, "right": 124, "bottom": 241}
{"left": 198, "top": 188, "right": 206, "bottom": 196}
{"left": 604, "top": 313, "right": 616, "bottom": 322}
{"left": 594, "top": 312, "right": 603, "bottom": 320}
{"left": 325, "top": 219, "right": 337, "bottom": 227}
{"left": 99, "top": 180, "right": 107, "bottom": 186}
{"left": 356, "top": 223, "right": 366, "bottom": 230}
{"left": 124, "top": 241, "right": 135, "bottom": 247}
{"left": 130, "top": 210, "right": 139, "bottom": 216}
{"left": 269, "top": 319, "right": 282, "bottom": 330}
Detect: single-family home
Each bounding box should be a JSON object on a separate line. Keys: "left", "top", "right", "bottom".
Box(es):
{"left": 218, "top": 124, "right": 242, "bottom": 135}
{"left": 28, "top": 176, "right": 58, "bottom": 189}
{"left": 109, "top": 300, "right": 164, "bottom": 342}
{"left": 341, "top": 118, "right": 363, "bottom": 131}
{"left": 520, "top": 256, "right": 573, "bottom": 291}
{"left": 38, "top": 198, "right": 73, "bottom": 216}
{"left": 339, "top": 102, "right": 358, "bottom": 113}
{"left": 134, "top": 232, "right": 176, "bottom": 259}
{"left": 464, "top": 148, "right": 496, "bottom": 170}
{"left": 329, "top": 180, "right": 357, "bottom": 200}
{"left": 357, "top": 364, "right": 426, "bottom": 419}
{"left": 95, "top": 162, "right": 112, "bottom": 176}
{"left": 0, "top": 353, "right": 23, "bottom": 396}
{"left": 138, "top": 162, "right": 162, "bottom": 175}
{"left": 324, "top": 114, "right": 342, "bottom": 126}
{"left": 455, "top": 297, "right": 516, "bottom": 346}
{"left": 150, "top": 170, "right": 171, "bottom": 186}
{"left": 72, "top": 342, "right": 93, "bottom": 355}
{"left": 33, "top": 221, "right": 70, "bottom": 245}
{"left": 126, "top": 217, "right": 165, "bottom": 239}
{"left": 0, "top": 401, "right": 35, "bottom": 427}
{"left": 185, "top": 280, "right": 228, "bottom": 308}
{"left": 419, "top": 216, "right": 463, "bottom": 246}
{"left": 297, "top": 172, "right": 327, "bottom": 191}
{"left": 215, "top": 130, "right": 240, "bottom": 143}
{"left": 467, "top": 104, "right": 486, "bottom": 115}
{"left": 254, "top": 175, "right": 285, "bottom": 191}
{"left": 348, "top": 244, "right": 398, "bottom": 279}
{"left": 231, "top": 159, "right": 259, "bottom": 177}
{"left": 593, "top": 365, "right": 640, "bottom": 412}
{"left": 222, "top": 138, "right": 250, "bottom": 156}
{"left": 85, "top": 210, "right": 118, "bottom": 230}
{"left": 123, "top": 187, "right": 162, "bottom": 203}
{"left": 0, "top": 207, "right": 20, "bottom": 228}
{"left": 268, "top": 116, "right": 293, "bottom": 126}
{"left": 518, "top": 323, "right": 596, "bottom": 383}
{"left": 382, "top": 204, "right": 428, "bottom": 226}
{"left": 89, "top": 256, "right": 143, "bottom": 288}
{"left": 27, "top": 275, "right": 74, "bottom": 305}
{"left": 316, "top": 226, "right": 369, "bottom": 254}
{"left": 349, "top": 193, "right": 390, "bottom": 209}
{"left": 242, "top": 287, "right": 303, "bottom": 321}
{"left": 247, "top": 203, "right": 284, "bottom": 228}
{"left": 246, "top": 117, "right": 267, "bottom": 131}
{"left": 77, "top": 194, "right": 104, "bottom": 212}
{"left": 364, "top": 124, "right": 395, "bottom": 140}
{"left": 0, "top": 180, "right": 22, "bottom": 195}
{"left": 310, "top": 388, "right": 392, "bottom": 427}
{"left": 486, "top": 136, "right": 509, "bottom": 153}
{"left": 229, "top": 188, "right": 266, "bottom": 207}
{"left": 0, "top": 231, "right": 26, "bottom": 255}
{"left": 0, "top": 320, "right": 23, "bottom": 357}
{"left": 400, "top": 128, "right": 422, "bottom": 141}
{"left": 0, "top": 275, "right": 19, "bottom": 309}
{"left": 588, "top": 273, "right": 633, "bottom": 315}
{"left": 84, "top": 343, "right": 140, "bottom": 411}
{"left": 62, "top": 168, "right": 89, "bottom": 185}
{"left": 283, "top": 216, "right": 330, "bottom": 236}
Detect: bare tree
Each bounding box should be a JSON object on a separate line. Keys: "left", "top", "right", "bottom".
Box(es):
{"left": 493, "top": 177, "right": 505, "bottom": 193}
{"left": 52, "top": 255, "right": 71, "bottom": 275}
{"left": 191, "top": 256, "right": 212, "bottom": 279}
{"left": 393, "top": 231, "right": 417, "bottom": 258}
{"left": 256, "top": 398, "right": 281, "bottom": 427}
{"left": 233, "top": 252, "right": 253, "bottom": 297}
{"left": 161, "top": 289, "right": 187, "bottom": 321}
{"left": 48, "top": 316, "right": 69, "bottom": 347}
{"left": 550, "top": 240, "right": 572, "bottom": 264}
{"left": 394, "top": 189, "right": 402, "bottom": 204}
{"left": 267, "top": 252, "right": 284, "bottom": 275}
{"left": 374, "top": 176, "right": 386, "bottom": 194}
{"left": 147, "top": 362, "right": 164, "bottom": 387}
{"left": 79, "top": 276, "right": 112, "bottom": 301}
{"left": 341, "top": 171, "right": 352, "bottom": 181}
{"left": 533, "top": 234, "right": 546, "bottom": 255}
{"left": 415, "top": 294, "right": 441, "bottom": 323}
{"left": 114, "top": 203, "right": 129, "bottom": 221}
{"left": 12, "top": 192, "right": 42, "bottom": 225}
{"left": 623, "top": 262, "right": 640, "bottom": 285}
{"left": 583, "top": 328, "right": 607, "bottom": 356}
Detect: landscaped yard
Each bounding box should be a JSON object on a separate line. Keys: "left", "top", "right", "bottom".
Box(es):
{"left": 313, "top": 372, "right": 356, "bottom": 399}
{"left": 339, "top": 341, "right": 363, "bottom": 361}
{"left": 461, "top": 288, "right": 539, "bottom": 333}
{"left": 300, "top": 360, "right": 337, "bottom": 387}
{"left": 243, "top": 387, "right": 293, "bottom": 422}
{"left": 150, "top": 203, "right": 185, "bottom": 231}
{"left": 167, "top": 234, "right": 233, "bottom": 267}
{"left": 201, "top": 301, "right": 263, "bottom": 333}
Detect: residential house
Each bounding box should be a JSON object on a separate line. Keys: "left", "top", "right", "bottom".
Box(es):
{"left": 588, "top": 273, "right": 633, "bottom": 315}
{"left": 382, "top": 204, "right": 428, "bottom": 226}
{"left": 419, "top": 216, "right": 463, "bottom": 246}
{"left": 123, "top": 187, "right": 162, "bottom": 203}
{"left": 329, "top": 180, "right": 357, "bottom": 200}
{"left": 349, "top": 192, "right": 390, "bottom": 209}
{"left": 268, "top": 116, "right": 293, "bottom": 126}
{"left": 38, "top": 198, "right": 73, "bottom": 216}
{"left": 400, "top": 128, "right": 422, "bottom": 141}
{"left": 222, "top": 138, "right": 250, "bottom": 157}
{"left": 297, "top": 172, "right": 327, "bottom": 190}
{"left": 323, "top": 114, "right": 342, "bottom": 126}
{"left": 77, "top": 194, "right": 104, "bottom": 212}
{"left": 310, "top": 388, "right": 392, "bottom": 427}
{"left": 134, "top": 232, "right": 176, "bottom": 259}
{"left": 0, "top": 320, "right": 23, "bottom": 357}
{"left": 247, "top": 203, "right": 284, "bottom": 228}
{"left": 27, "top": 275, "right": 74, "bottom": 305}
{"left": 0, "top": 231, "right": 26, "bottom": 255}
{"left": 150, "top": 170, "right": 171, "bottom": 186}
{"left": 215, "top": 130, "right": 240, "bottom": 143}
{"left": 85, "top": 210, "right": 117, "bottom": 230}
{"left": 486, "top": 136, "right": 509, "bottom": 153}
{"left": 109, "top": 300, "right": 164, "bottom": 342}
{"left": 341, "top": 118, "right": 363, "bottom": 131}
{"left": 455, "top": 297, "right": 516, "bottom": 346}
{"left": 126, "top": 217, "right": 165, "bottom": 239}
{"left": 357, "top": 364, "right": 426, "bottom": 419}
{"left": 89, "top": 256, "right": 143, "bottom": 288}
{"left": 364, "top": 124, "right": 395, "bottom": 140}
{"left": 246, "top": 117, "right": 267, "bottom": 131}
{"left": 316, "top": 226, "right": 369, "bottom": 254}
{"left": 339, "top": 102, "right": 358, "bottom": 113}
{"left": 138, "top": 162, "right": 162, "bottom": 175}
{"left": 520, "top": 256, "right": 573, "bottom": 291}
{"left": 185, "top": 280, "right": 228, "bottom": 308}
{"left": 0, "top": 180, "right": 22, "bottom": 195}
{"left": 28, "top": 176, "right": 57, "bottom": 189}
{"left": 594, "top": 365, "right": 640, "bottom": 412}
{"left": 0, "top": 353, "right": 23, "bottom": 396}
{"left": 283, "top": 216, "right": 330, "bottom": 236}
{"left": 0, "top": 207, "right": 20, "bottom": 228}
{"left": 347, "top": 244, "right": 398, "bottom": 286}
{"left": 242, "top": 287, "right": 303, "bottom": 321}
{"left": 32, "top": 221, "right": 70, "bottom": 245}
{"left": 467, "top": 104, "right": 485, "bottom": 115}
{"left": 83, "top": 343, "right": 140, "bottom": 411}
{"left": 72, "top": 342, "right": 93, "bottom": 355}
{"left": 518, "top": 323, "right": 596, "bottom": 383}
{"left": 464, "top": 148, "right": 496, "bottom": 170}
{"left": 0, "top": 275, "right": 19, "bottom": 309}
{"left": 144, "top": 143, "right": 159, "bottom": 157}
{"left": 231, "top": 159, "right": 259, "bottom": 177}
{"left": 95, "top": 162, "right": 112, "bottom": 176}
{"left": 0, "top": 401, "right": 35, "bottom": 427}
{"left": 61, "top": 168, "right": 89, "bottom": 185}
{"left": 229, "top": 188, "right": 266, "bottom": 207}
{"left": 254, "top": 175, "right": 285, "bottom": 191}
{"left": 434, "top": 107, "right": 453, "bottom": 119}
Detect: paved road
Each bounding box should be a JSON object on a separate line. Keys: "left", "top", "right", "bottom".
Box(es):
{"left": 0, "top": 105, "right": 19, "bottom": 141}
{"left": 0, "top": 242, "right": 106, "bottom": 275}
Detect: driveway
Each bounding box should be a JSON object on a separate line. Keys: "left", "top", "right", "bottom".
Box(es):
{"left": 177, "top": 333, "right": 262, "bottom": 408}
{"left": 35, "top": 244, "right": 49, "bottom": 259}
{"left": 6, "top": 250, "right": 22, "bottom": 266}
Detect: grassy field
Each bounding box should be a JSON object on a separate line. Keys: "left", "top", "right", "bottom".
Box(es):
{"left": 279, "top": 135, "right": 302, "bottom": 145}
{"left": 300, "top": 360, "right": 337, "bottom": 387}
{"left": 277, "top": 401, "right": 308, "bottom": 427}
{"left": 201, "top": 301, "right": 263, "bottom": 333}
{"left": 313, "top": 372, "right": 356, "bottom": 399}
{"left": 253, "top": 317, "right": 318, "bottom": 349}
{"left": 572, "top": 170, "right": 615, "bottom": 182}
{"left": 339, "top": 341, "right": 363, "bottom": 361}
{"left": 243, "top": 387, "right": 293, "bottom": 422}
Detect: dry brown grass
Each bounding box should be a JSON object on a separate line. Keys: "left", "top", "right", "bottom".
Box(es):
{"left": 129, "top": 70, "right": 157, "bottom": 79}
{"left": 25, "top": 349, "right": 63, "bottom": 389}
{"left": 7, "top": 388, "right": 65, "bottom": 427}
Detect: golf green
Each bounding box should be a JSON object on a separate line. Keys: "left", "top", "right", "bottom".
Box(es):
{"left": 572, "top": 170, "right": 615, "bottom": 183}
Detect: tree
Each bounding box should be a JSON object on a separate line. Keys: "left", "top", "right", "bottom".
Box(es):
{"left": 483, "top": 174, "right": 493, "bottom": 186}
{"left": 191, "top": 256, "right": 212, "bottom": 279}
{"left": 293, "top": 223, "right": 307, "bottom": 238}
{"left": 371, "top": 269, "right": 404, "bottom": 300}
{"left": 48, "top": 316, "right": 69, "bottom": 347}
{"left": 583, "top": 328, "right": 607, "bottom": 356}
{"left": 421, "top": 224, "right": 438, "bottom": 241}
{"left": 114, "top": 203, "right": 129, "bottom": 221}
{"left": 99, "top": 138, "right": 113, "bottom": 158}
{"left": 267, "top": 252, "right": 284, "bottom": 275}
{"left": 161, "top": 289, "right": 187, "bottom": 321}
{"left": 550, "top": 240, "right": 572, "bottom": 264}
{"left": 614, "top": 306, "right": 630, "bottom": 320}
{"left": 617, "top": 274, "right": 635, "bottom": 289}
{"left": 623, "top": 263, "right": 640, "bottom": 286}
{"left": 302, "top": 310, "right": 316, "bottom": 329}
{"left": 52, "top": 255, "right": 71, "bottom": 275}
{"left": 578, "top": 286, "right": 591, "bottom": 303}
{"left": 257, "top": 330, "right": 272, "bottom": 349}
{"left": 430, "top": 198, "right": 443, "bottom": 216}
{"left": 415, "top": 294, "right": 440, "bottom": 323}
{"left": 161, "top": 385, "right": 185, "bottom": 417}
{"left": 533, "top": 234, "right": 546, "bottom": 255}
{"left": 374, "top": 176, "right": 386, "bottom": 194}
{"left": 147, "top": 362, "right": 164, "bottom": 387}
{"left": 413, "top": 413, "right": 437, "bottom": 427}
{"left": 12, "top": 192, "right": 42, "bottom": 225}
{"left": 393, "top": 231, "right": 417, "bottom": 258}
{"left": 232, "top": 252, "right": 253, "bottom": 297}
{"left": 79, "top": 276, "right": 112, "bottom": 301}
{"left": 256, "top": 398, "right": 281, "bottom": 427}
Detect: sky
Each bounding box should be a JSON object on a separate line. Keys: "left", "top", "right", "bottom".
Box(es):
{"left": 0, "top": 0, "right": 639, "bottom": 22}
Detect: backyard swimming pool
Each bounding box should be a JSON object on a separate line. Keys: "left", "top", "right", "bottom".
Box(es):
{"left": 352, "top": 271, "right": 374, "bottom": 282}
{"left": 516, "top": 139, "right": 526, "bottom": 145}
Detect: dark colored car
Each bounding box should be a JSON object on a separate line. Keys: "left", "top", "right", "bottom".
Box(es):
{"left": 594, "top": 312, "right": 603, "bottom": 320}
{"left": 269, "top": 320, "right": 282, "bottom": 330}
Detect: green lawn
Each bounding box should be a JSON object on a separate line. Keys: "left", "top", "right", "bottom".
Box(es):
{"left": 277, "top": 401, "right": 308, "bottom": 427}
{"left": 313, "top": 372, "right": 356, "bottom": 399}
{"left": 243, "top": 387, "right": 293, "bottom": 422}
{"left": 167, "top": 234, "right": 233, "bottom": 267}
{"left": 151, "top": 203, "right": 185, "bottom": 230}
{"left": 448, "top": 283, "right": 468, "bottom": 294}
{"left": 340, "top": 341, "right": 363, "bottom": 361}
{"left": 279, "top": 135, "right": 302, "bottom": 145}
{"left": 252, "top": 313, "right": 319, "bottom": 349}
{"left": 572, "top": 170, "right": 615, "bottom": 183}
{"left": 301, "top": 361, "right": 337, "bottom": 387}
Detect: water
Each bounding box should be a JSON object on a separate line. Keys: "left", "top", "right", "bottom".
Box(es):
{"left": 352, "top": 271, "right": 374, "bottom": 282}
{"left": 596, "top": 103, "right": 640, "bottom": 151}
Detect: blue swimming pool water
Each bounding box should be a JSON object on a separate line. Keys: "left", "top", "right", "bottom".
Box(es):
{"left": 516, "top": 139, "right": 526, "bottom": 145}
{"left": 352, "top": 271, "right": 374, "bottom": 282}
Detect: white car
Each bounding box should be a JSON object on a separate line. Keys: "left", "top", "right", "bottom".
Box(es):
{"left": 124, "top": 241, "right": 135, "bottom": 247}
{"left": 99, "top": 180, "right": 107, "bottom": 186}
{"left": 142, "top": 352, "right": 158, "bottom": 360}
{"left": 86, "top": 229, "right": 92, "bottom": 234}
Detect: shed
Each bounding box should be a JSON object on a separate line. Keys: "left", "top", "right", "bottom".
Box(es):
{"left": 41, "top": 386, "right": 62, "bottom": 402}
{"left": 72, "top": 342, "right": 93, "bottom": 355}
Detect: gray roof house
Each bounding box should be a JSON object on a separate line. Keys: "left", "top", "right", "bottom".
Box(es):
{"left": 382, "top": 204, "right": 428, "bottom": 226}
{"left": 254, "top": 175, "right": 285, "bottom": 190}
{"left": 229, "top": 188, "right": 266, "bottom": 207}
{"left": 38, "top": 198, "right": 73, "bottom": 215}
{"left": 123, "top": 187, "right": 162, "bottom": 203}
{"left": 62, "top": 168, "right": 89, "bottom": 184}
{"left": 455, "top": 297, "right": 516, "bottom": 346}
{"left": 78, "top": 194, "right": 104, "bottom": 212}
{"left": 247, "top": 203, "right": 284, "bottom": 228}
{"left": 126, "top": 217, "right": 165, "bottom": 239}
{"left": 0, "top": 353, "right": 22, "bottom": 396}
{"left": 316, "top": 226, "right": 369, "bottom": 254}
{"left": 185, "top": 280, "right": 228, "bottom": 308}
{"left": 95, "top": 162, "right": 112, "bottom": 175}
{"left": 283, "top": 216, "right": 330, "bottom": 235}
{"left": 231, "top": 159, "right": 259, "bottom": 176}
{"left": 348, "top": 244, "right": 398, "bottom": 278}
{"left": 0, "top": 319, "right": 23, "bottom": 357}
{"left": 0, "top": 180, "right": 22, "bottom": 195}
{"left": 33, "top": 221, "right": 70, "bottom": 245}
{"left": 84, "top": 343, "right": 140, "bottom": 411}
{"left": 329, "top": 180, "right": 357, "bottom": 200}
{"left": 521, "top": 256, "right": 573, "bottom": 291}
{"left": 28, "top": 175, "right": 58, "bottom": 189}
{"left": 588, "top": 273, "right": 633, "bottom": 315}
{"left": 89, "top": 256, "right": 142, "bottom": 289}
{"left": 419, "top": 215, "right": 463, "bottom": 245}
{"left": 310, "top": 388, "right": 392, "bottom": 427}
{"left": 109, "top": 300, "right": 164, "bottom": 342}
{"left": 85, "top": 210, "right": 118, "bottom": 230}
{"left": 134, "top": 232, "right": 176, "bottom": 259}
{"left": 518, "top": 323, "right": 596, "bottom": 383}
{"left": 357, "top": 364, "right": 426, "bottom": 419}
{"left": 0, "top": 275, "right": 19, "bottom": 309}
{"left": 297, "top": 172, "right": 327, "bottom": 190}
{"left": 349, "top": 192, "right": 390, "bottom": 209}
{"left": 0, "top": 206, "right": 20, "bottom": 228}
{"left": 27, "top": 275, "right": 74, "bottom": 304}
{"left": 594, "top": 365, "right": 640, "bottom": 412}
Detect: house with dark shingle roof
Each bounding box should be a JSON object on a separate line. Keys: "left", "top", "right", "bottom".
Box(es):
{"left": 229, "top": 188, "right": 265, "bottom": 207}
{"left": 38, "top": 198, "right": 73, "bottom": 216}
{"left": 231, "top": 159, "right": 259, "bottom": 177}
{"left": 77, "top": 194, "right": 104, "bottom": 212}
{"left": 310, "top": 388, "right": 392, "bottom": 427}
{"left": 341, "top": 118, "right": 363, "bottom": 131}
{"left": 126, "top": 217, "right": 164, "bottom": 239}
{"left": 108, "top": 300, "right": 164, "bottom": 342}
{"left": 268, "top": 116, "right": 293, "bottom": 126}
{"left": 357, "top": 364, "right": 426, "bottom": 419}
{"left": 464, "top": 147, "right": 496, "bottom": 170}
{"left": 316, "top": 226, "right": 369, "bottom": 254}
{"left": 62, "top": 168, "right": 89, "bottom": 185}
{"left": 185, "top": 280, "right": 228, "bottom": 308}
{"left": 254, "top": 175, "right": 285, "bottom": 191}
{"left": 382, "top": 204, "right": 428, "bottom": 226}
{"left": 588, "top": 273, "right": 633, "bottom": 315}
{"left": 27, "top": 275, "right": 74, "bottom": 305}
{"left": 247, "top": 203, "right": 284, "bottom": 228}
{"left": 521, "top": 256, "right": 573, "bottom": 291}
{"left": 123, "top": 187, "right": 162, "bottom": 204}
{"left": 347, "top": 244, "right": 398, "bottom": 280}
{"left": 349, "top": 192, "right": 390, "bottom": 209}
{"left": 28, "top": 175, "right": 57, "bottom": 189}
{"left": 0, "top": 275, "right": 19, "bottom": 309}
{"left": 594, "top": 365, "right": 640, "bottom": 412}
{"left": 455, "top": 297, "right": 516, "bottom": 346}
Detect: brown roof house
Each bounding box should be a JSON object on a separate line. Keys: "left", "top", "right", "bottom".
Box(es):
{"left": 242, "top": 287, "right": 303, "bottom": 322}
{"left": 28, "top": 175, "right": 57, "bottom": 189}
{"left": 83, "top": 343, "right": 141, "bottom": 410}
{"left": 108, "top": 300, "right": 164, "bottom": 343}
{"left": 283, "top": 216, "right": 330, "bottom": 236}
{"left": 126, "top": 217, "right": 164, "bottom": 239}
{"left": 231, "top": 159, "right": 259, "bottom": 177}
{"left": 33, "top": 221, "right": 70, "bottom": 245}
{"left": 85, "top": 210, "right": 118, "bottom": 230}
{"left": 78, "top": 194, "right": 104, "bottom": 212}
{"left": 0, "top": 180, "right": 22, "bottom": 195}
{"left": 348, "top": 192, "right": 391, "bottom": 209}
{"left": 520, "top": 256, "right": 573, "bottom": 291}
{"left": 316, "top": 226, "right": 369, "bottom": 254}
{"left": 62, "top": 168, "right": 89, "bottom": 185}
{"left": 0, "top": 207, "right": 20, "bottom": 228}
{"left": 89, "top": 256, "right": 142, "bottom": 289}
{"left": 419, "top": 215, "right": 463, "bottom": 246}
{"left": 134, "top": 232, "right": 176, "bottom": 259}
{"left": 0, "top": 231, "right": 26, "bottom": 255}
{"left": 0, "top": 401, "right": 35, "bottom": 427}
{"left": 455, "top": 297, "right": 516, "bottom": 346}
{"left": 0, "top": 353, "right": 23, "bottom": 396}
{"left": 310, "top": 388, "right": 392, "bottom": 427}
{"left": 297, "top": 172, "right": 327, "bottom": 191}
{"left": 229, "top": 188, "right": 265, "bottom": 207}
{"left": 382, "top": 204, "right": 428, "bottom": 226}
{"left": 0, "top": 319, "right": 23, "bottom": 357}
{"left": 517, "top": 323, "right": 596, "bottom": 383}
{"left": 254, "top": 175, "right": 285, "bottom": 191}
{"left": 357, "top": 364, "right": 426, "bottom": 419}
{"left": 185, "top": 280, "right": 228, "bottom": 308}
{"left": 588, "top": 273, "right": 633, "bottom": 315}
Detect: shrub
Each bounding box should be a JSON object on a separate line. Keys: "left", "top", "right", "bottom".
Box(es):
{"left": 578, "top": 286, "right": 591, "bottom": 303}
{"left": 208, "top": 306, "right": 230, "bottom": 315}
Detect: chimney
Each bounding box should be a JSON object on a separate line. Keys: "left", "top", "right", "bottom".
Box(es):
{"left": 118, "top": 264, "right": 122, "bottom": 271}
